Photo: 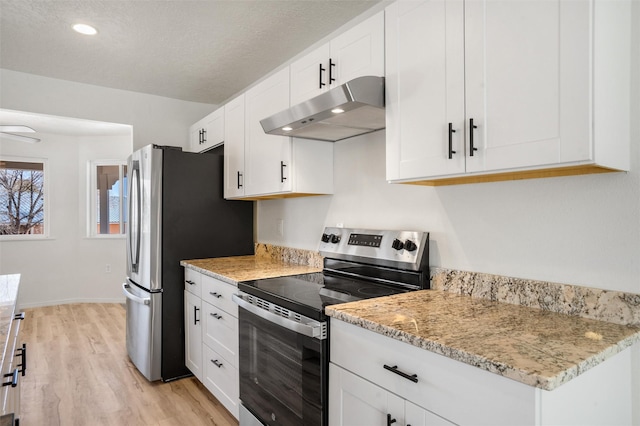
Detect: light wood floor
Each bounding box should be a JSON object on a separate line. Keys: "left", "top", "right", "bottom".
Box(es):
{"left": 21, "top": 303, "right": 238, "bottom": 426}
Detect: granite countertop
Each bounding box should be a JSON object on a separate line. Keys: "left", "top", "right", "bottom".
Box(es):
{"left": 180, "top": 255, "right": 322, "bottom": 284}
{"left": 0, "top": 275, "right": 20, "bottom": 371}
{"left": 325, "top": 289, "right": 640, "bottom": 391}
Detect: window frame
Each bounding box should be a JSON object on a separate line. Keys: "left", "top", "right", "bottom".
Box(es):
{"left": 87, "top": 159, "right": 127, "bottom": 239}
{"left": 0, "top": 156, "right": 50, "bottom": 240}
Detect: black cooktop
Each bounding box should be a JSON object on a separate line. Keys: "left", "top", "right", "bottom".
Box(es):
{"left": 238, "top": 272, "right": 411, "bottom": 321}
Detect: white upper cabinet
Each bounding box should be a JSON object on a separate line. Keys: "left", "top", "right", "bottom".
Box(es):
{"left": 290, "top": 11, "right": 384, "bottom": 106}
{"left": 244, "top": 68, "right": 294, "bottom": 196}
{"left": 224, "top": 68, "right": 333, "bottom": 200}
{"left": 386, "top": 0, "right": 631, "bottom": 185}
{"left": 223, "top": 95, "right": 246, "bottom": 199}
{"left": 188, "top": 107, "right": 224, "bottom": 153}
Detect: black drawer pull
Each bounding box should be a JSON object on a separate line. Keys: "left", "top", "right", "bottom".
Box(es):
{"left": 383, "top": 364, "right": 418, "bottom": 383}
{"left": 211, "top": 359, "right": 223, "bottom": 368}
{"left": 14, "top": 312, "right": 25, "bottom": 321}
{"left": 209, "top": 292, "right": 222, "bottom": 299}
{"left": 3, "top": 368, "right": 18, "bottom": 387}
{"left": 210, "top": 313, "right": 223, "bottom": 320}
{"left": 186, "top": 280, "right": 196, "bottom": 285}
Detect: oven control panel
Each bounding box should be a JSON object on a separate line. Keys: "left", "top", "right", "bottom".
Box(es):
{"left": 319, "top": 227, "right": 429, "bottom": 271}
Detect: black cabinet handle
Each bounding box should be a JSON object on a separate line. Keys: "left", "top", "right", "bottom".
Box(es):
{"left": 209, "top": 292, "right": 222, "bottom": 298}
{"left": 194, "top": 306, "right": 200, "bottom": 325}
{"left": 448, "top": 123, "right": 457, "bottom": 159}
{"left": 319, "top": 63, "right": 326, "bottom": 89}
{"left": 387, "top": 414, "right": 397, "bottom": 426}
{"left": 3, "top": 368, "right": 18, "bottom": 387}
{"left": 198, "top": 129, "right": 203, "bottom": 144}
{"left": 280, "top": 161, "right": 287, "bottom": 183}
{"left": 202, "top": 129, "right": 207, "bottom": 144}
{"left": 210, "top": 313, "right": 223, "bottom": 320}
{"left": 16, "top": 343, "right": 26, "bottom": 376}
{"left": 14, "top": 312, "right": 24, "bottom": 321}
{"left": 237, "top": 171, "right": 243, "bottom": 189}
{"left": 469, "top": 118, "right": 478, "bottom": 156}
{"left": 383, "top": 364, "right": 418, "bottom": 383}
{"left": 211, "top": 359, "right": 223, "bottom": 368}
{"left": 329, "top": 58, "right": 336, "bottom": 84}
{"left": 186, "top": 280, "right": 195, "bottom": 285}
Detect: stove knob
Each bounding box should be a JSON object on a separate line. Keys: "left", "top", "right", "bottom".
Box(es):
{"left": 391, "top": 238, "right": 404, "bottom": 250}
{"left": 404, "top": 239, "right": 417, "bottom": 252}
{"left": 330, "top": 234, "right": 341, "bottom": 244}
{"left": 321, "top": 233, "right": 330, "bottom": 243}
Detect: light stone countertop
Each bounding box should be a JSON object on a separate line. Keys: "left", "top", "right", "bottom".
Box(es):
{"left": 0, "top": 275, "right": 20, "bottom": 373}
{"left": 180, "top": 255, "right": 322, "bottom": 285}
{"left": 325, "top": 289, "right": 640, "bottom": 391}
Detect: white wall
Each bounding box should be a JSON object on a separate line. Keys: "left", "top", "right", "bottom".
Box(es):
{"left": 0, "top": 69, "right": 216, "bottom": 151}
{"left": 0, "top": 132, "right": 131, "bottom": 307}
{"left": 0, "top": 70, "right": 216, "bottom": 307}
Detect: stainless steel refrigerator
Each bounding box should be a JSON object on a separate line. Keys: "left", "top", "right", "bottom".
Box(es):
{"left": 123, "top": 144, "right": 253, "bottom": 382}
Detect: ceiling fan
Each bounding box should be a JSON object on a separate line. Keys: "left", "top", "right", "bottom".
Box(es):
{"left": 0, "top": 125, "right": 41, "bottom": 143}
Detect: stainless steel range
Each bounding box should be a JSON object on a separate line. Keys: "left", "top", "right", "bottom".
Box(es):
{"left": 233, "top": 227, "right": 430, "bottom": 426}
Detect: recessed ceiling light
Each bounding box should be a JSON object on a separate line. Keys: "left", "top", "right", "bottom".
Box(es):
{"left": 282, "top": 126, "right": 293, "bottom": 132}
{"left": 73, "top": 24, "right": 97, "bottom": 35}
{"left": 331, "top": 108, "right": 345, "bottom": 114}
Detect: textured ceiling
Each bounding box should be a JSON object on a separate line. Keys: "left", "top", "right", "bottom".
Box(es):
{"left": 0, "top": 0, "right": 383, "bottom": 105}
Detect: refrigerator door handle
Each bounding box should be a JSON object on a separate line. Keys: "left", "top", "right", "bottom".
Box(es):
{"left": 128, "top": 160, "right": 142, "bottom": 273}
{"left": 122, "top": 283, "right": 150, "bottom": 305}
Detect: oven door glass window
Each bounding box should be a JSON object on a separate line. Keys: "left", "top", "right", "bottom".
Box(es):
{"left": 238, "top": 307, "right": 326, "bottom": 426}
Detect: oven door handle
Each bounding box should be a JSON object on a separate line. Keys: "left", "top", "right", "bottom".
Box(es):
{"left": 232, "top": 294, "right": 325, "bottom": 339}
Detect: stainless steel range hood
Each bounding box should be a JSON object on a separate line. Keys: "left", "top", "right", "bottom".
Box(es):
{"left": 260, "top": 76, "right": 385, "bottom": 142}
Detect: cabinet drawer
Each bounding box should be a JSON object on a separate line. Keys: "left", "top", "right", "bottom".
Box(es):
{"left": 202, "top": 300, "right": 238, "bottom": 369}
{"left": 203, "top": 344, "right": 239, "bottom": 419}
{"left": 201, "top": 275, "right": 238, "bottom": 316}
{"left": 330, "top": 320, "right": 535, "bottom": 425}
{"left": 184, "top": 268, "right": 201, "bottom": 297}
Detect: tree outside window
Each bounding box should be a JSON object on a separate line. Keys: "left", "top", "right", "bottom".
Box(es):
{"left": 0, "top": 159, "right": 46, "bottom": 236}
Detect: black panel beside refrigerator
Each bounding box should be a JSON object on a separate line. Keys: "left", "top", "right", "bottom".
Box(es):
{"left": 124, "top": 144, "right": 253, "bottom": 382}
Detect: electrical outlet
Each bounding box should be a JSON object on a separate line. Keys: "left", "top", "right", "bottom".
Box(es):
{"left": 105, "top": 264, "right": 111, "bottom": 273}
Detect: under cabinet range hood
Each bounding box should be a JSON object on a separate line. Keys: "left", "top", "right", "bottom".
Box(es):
{"left": 260, "top": 76, "right": 385, "bottom": 142}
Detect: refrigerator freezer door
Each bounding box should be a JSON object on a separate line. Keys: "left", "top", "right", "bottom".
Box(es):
{"left": 123, "top": 281, "right": 162, "bottom": 381}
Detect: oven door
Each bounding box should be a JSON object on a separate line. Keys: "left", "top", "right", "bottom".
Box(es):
{"left": 235, "top": 296, "right": 327, "bottom": 426}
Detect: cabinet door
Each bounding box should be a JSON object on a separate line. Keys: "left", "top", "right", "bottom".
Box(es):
{"left": 184, "top": 290, "right": 202, "bottom": 381}
{"left": 244, "top": 67, "right": 292, "bottom": 196}
{"left": 224, "top": 95, "right": 246, "bottom": 198}
{"left": 331, "top": 11, "right": 385, "bottom": 86}
{"left": 188, "top": 121, "right": 204, "bottom": 153}
{"left": 199, "top": 107, "right": 224, "bottom": 152}
{"left": 405, "top": 401, "right": 455, "bottom": 426}
{"left": 385, "top": 0, "right": 465, "bottom": 181}
{"left": 464, "top": 0, "right": 590, "bottom": 173}
{"left": 290, "top": 43, "right": 331, "bottom": 106}
{"left": 329, "top": 363, "right": 405, "bottom": 426}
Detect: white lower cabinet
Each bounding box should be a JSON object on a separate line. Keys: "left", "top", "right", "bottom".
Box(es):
{"left": 330, "top": 363, "right": 453, "bottom": 426}
{"left": 184, "top": 290, "right": 202, "bottom": 381}
{"left": 184, "top": 268, "right": 240, "bottom": 419}
{"left": 329, "top": 319, "right": 633, "bottom": 426}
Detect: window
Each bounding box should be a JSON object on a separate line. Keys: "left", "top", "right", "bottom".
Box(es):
{"left": 88, "top": 161, "right": 127, "bottom": 237}
{"left": 0, "top": 158, "right": 47, "bottom": 237}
